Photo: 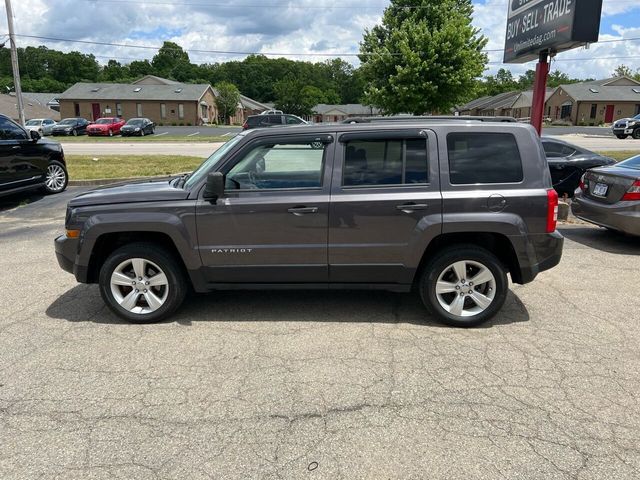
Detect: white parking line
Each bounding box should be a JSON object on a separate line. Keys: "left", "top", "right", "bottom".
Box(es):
{"left": 155, "top": 132, "right": 169, "bottom": 137}
{"left": 187, "top": 132, "right": 201, "bottom": 137}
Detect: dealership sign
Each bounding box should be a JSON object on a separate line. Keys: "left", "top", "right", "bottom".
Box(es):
{"left": 504, "top": 0, "right": 603, "bottom": 63}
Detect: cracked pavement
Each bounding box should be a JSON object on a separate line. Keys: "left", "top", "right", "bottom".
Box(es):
{"left": 1, "top": 189, "right": 640, "bottom": 479}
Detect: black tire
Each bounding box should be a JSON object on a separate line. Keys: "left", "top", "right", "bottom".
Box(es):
{"left": 73, "top": 129, "right": 78, "bottom": 136}
{"left": 108, "top": 129, "right": 113, "bottom": 137}
{"left": 140, "top": 129, "right": 145, "bottom": 136}
{"left": 99, "top": 243, "right": 187, "bottom": 324}
{"left": 616, "top": 134, "right": 628, "bottom": 139}
{"left": 419, "top": 245, "right": 508, "bottom": 328}
{"left": 43, "top": 160, "right": 68, "bottom": 194}
{"left": 633, "top": 129, "right": 640, "bottom": 140}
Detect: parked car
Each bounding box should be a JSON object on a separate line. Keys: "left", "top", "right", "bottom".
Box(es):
{"left": 612, "top": 114, "right": 640, "bottom": 139}
{"left": 120, "top": 118, "right": 155, "bottom": 137}
{"left": 24, "top": 118, "right": 57, "bottom": 136}
{"left": 55, "top": 118, "right": 563, "bottom": 327}
{"left": 0, "top": 114, "right": 68, "bottom": 197}
{"left": 87, "top": 117, "right": 126, "bottom": 137}
{"left": 51, "top": 118, "right": 90, "bottom": 136}
{"left": 242, "top": 114, "right": 308, "bottom": 130}
{"left": 541, "top": 137, "right": 616, "bottom": 197}
{"left": 572, "top": 154, "right": 640, "bottom": 236}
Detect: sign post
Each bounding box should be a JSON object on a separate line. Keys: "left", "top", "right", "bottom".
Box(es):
{"left": 503, "top": 0, "right": 604, "bottom": 134}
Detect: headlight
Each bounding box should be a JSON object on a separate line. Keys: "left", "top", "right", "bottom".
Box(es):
{"left": 65, "top": 127, "right": 72, "bottom": 131}
{"left": 135, "top": 127, "right": 140, "bottom": 131}
{"left": 629, "top": 121, "right": 637, "bottom": 126}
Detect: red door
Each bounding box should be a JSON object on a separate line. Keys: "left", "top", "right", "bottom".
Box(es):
{"left": 91, "top": 103, "right": 100, "bottom": 121}
{"left": 605, "top": 105, "right": 615, "bottom": 123}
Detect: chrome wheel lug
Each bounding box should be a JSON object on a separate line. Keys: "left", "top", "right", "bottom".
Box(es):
{"left": 131, "top": 281, "right": 136, "bottom": 285}
{"left": 143, "top": 289, "right": 147, "bottom": 293}
{"left": 145, "top": 281, "right": 149, "bottom": 285}
{"left": 138, "top": 277, "right": 143, "bottom": 281}
{"left": 135, "top": 289, "right": 139, "bottom": 293}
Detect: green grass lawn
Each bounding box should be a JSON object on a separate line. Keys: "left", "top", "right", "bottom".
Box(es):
{"left": 57, "top": 134, "right": 229, "bottom": 143}
{"left": 596, "top": 150, "right": 640, "bottom": 162}
{"left": 67, "top": 155, "right": 204, "bottom": 180}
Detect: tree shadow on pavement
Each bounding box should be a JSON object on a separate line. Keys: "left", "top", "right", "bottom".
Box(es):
{"left": 559, "top": 226, "right": 640, "bottom": 255}
{"left": 46, "top": 285, "right": 529, "bottom": 329}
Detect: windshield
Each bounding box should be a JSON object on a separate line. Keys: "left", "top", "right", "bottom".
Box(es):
{"left": 59, "top": 119, "right": 75, "bottom": 125}
{"left": 95, "top": 119, "right": 113, "bottom": 124}
{"left": 126, "top": 119, "right": 144, "bottom": 126}
{"left": 184, "top": 134, "right": 245, "bottom": 189}
{"left": 634, "top": 114, "right": 640, "bottom": 120}
{"left": 25, "top": 120, "right": 41, "bottom": 126}
{"left": 616, "top": 155, "right": 640, "bottom": 170}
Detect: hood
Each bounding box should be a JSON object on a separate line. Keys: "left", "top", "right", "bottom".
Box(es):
{"left": 614, "top": 118, "right": 637, "bottom": 125}
{"left": 121, "top": 125, "right": 140, "bottom": 130}
{"left": 88, "top": 124, "right": 110, "bottom": 129}
{"left": 69, "top": 178, "right": 189, "bottom": 207}
{"left": 53, "top": 124, "right": 75, "bottom": 130}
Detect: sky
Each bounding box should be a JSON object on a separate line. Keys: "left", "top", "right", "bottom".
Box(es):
{"left": 2, "top": 0, "right": 640, "bottom": 80}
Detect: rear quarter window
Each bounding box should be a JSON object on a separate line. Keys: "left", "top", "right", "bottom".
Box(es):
{"left": 447, "top": 132, "right": 523, "bottom": 185}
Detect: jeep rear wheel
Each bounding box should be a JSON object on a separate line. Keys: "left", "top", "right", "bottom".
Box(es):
{"left": 99, "top": 243, "right": 187, "bottom": 323}
{"left": 420, "top": 246, "right": 508, "bottom": 327}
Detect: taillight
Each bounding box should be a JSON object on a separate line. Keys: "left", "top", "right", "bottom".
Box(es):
{"left": 546, "top": 189, "right": 559, "bottom": 233}
{"left": 622, "top": 179, "right": 640, "bottom": 201}
{"left": 242, "top": 122, "right": 248, "bottom": 130}
{"left": 579, "top": 174, "right": 589, "bottom": 192}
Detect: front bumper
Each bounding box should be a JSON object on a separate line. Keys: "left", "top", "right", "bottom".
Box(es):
{"left": 613, "top": 127, "right": 634, "bottom": 135}
{"left": 52, "top": 130, "right": 73, "bottom": 136}
{"left": 572, "top": 194, "right": 640, "bottom": 236}
{"left": 55, "top": 235, "right": 90, "bottom": 282}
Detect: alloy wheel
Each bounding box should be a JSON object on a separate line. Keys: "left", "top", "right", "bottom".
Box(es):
{"left": 435, "top": 260, "right": 496, "bottom": 317}
{"left": 45, "top": 164, "right": 67, "bottom": 192}
{"left": 110, "top": 258, "right": 169, "bottom": 315}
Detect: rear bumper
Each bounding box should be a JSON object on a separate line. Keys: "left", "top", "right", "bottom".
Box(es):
{"left": 512, "top": 231, "right": 564, "bottom": 284}
{"left": 55, "top": 235, "right": 90, "bottom": 282}
{"left": 572, "top": 194, "right": 640, "bottom": 236}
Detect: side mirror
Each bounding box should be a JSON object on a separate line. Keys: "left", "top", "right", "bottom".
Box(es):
{"left": 30, "top": 129, "right": 41, "bottom": 141}
{"left": 203, "top": 172, "right": 225, "bottom": 201}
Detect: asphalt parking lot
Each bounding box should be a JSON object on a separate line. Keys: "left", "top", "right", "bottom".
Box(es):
{"left": 1, "top": 189, "right": 640, "bottom": 479}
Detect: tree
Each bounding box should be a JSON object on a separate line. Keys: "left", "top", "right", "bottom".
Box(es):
{"left": 613, "top": 64, "right": 633, "bottom": 78}
{"left": 359, "top": 0, "right": 487, "bottom": 114}
{"left": 274, "top": 75, "right": 328, "bottom": 116}
{"left": 214, "top": 82, "right": 241, "bottom": 124}
{"left": 152, "top": 42, "right": 190, "bottom": 78}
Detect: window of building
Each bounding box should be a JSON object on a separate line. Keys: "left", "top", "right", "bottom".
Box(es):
{"left": 74, "top": 103, "right": 80, "bottom": 117}
{"left": 178, "top": 104, "right": 184, "bottom": 119}
{"left": 590, "top": 104, "right": 597, "bottom": 119}
{"left": 226, "top": 141, "right": 326, "bottom": 190}
{"left": 136, "top": 103, "right": 143, "bottom": 117}
{"left": 160, "top": 103, "right": 167, "bottom": 119}
{"left": 447, "top": 133, "right": 523, "bottom": 185}
{"left": 343, "top": 138, "right": 428, "bottom": 187}
{"left": 116, "top": 103, "right": 123, "bottom": 117}
{"left": 560, "top": 103, "right": 573, "bottom": 119}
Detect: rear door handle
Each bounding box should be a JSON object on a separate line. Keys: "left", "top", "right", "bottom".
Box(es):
{"left": 396, "top": 203, "right": 428, "bottom": 212}
{"left": 288, "top": 206, "right": 319, "bottom": 216}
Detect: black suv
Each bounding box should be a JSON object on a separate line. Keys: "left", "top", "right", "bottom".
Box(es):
{"left": 612, "top": 114, "right": 640, "bottom": 139}
{"left": 243, "top": 114, "right": 307, "bottom": 130}
{"left": 55, "top": 119, "right": 563, "bottom": 327}
{"left": 0, "top": 114, "right": 68, "bottom": 198}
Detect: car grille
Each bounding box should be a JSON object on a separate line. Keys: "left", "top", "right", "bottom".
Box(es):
{"left": 615, "top": 121, "right": 628, "bottom": 129}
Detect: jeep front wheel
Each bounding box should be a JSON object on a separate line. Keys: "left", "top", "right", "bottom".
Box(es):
{"left": 633, "top": 129, "right": 640, "bottom": 140}
{"left": 99, "top": 243, "right": 187, "bottom": 323}
{"left": 420, "top": 246, "right": 508, "bottom": 328}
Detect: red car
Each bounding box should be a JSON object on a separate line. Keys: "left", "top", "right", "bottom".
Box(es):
{"left": 87, "top": 117, "right": 126, "bottom": 136}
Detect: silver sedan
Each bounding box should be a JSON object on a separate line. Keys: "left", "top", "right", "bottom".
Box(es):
{"left": 25, "top": 118, "right": 57, "bottom": 136}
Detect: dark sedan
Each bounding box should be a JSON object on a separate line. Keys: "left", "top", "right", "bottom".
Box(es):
{"left": 51, "top": 118, "right": 90, "bottom": 136}
{"left": 572, "top": 155, "right": 640, "bottom": 236}
{"left": 542, "top": 137, "right": 616, "bottom": 197}
{"left": 120, "top": 118, "right": 155, "bottom": 137}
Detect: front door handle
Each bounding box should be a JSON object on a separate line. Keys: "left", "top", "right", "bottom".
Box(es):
{"left": 396, "top": 203, "right": 428, "bottom": 212}
{"left": 288, "top": 206, "right": 319, "bottom": 216}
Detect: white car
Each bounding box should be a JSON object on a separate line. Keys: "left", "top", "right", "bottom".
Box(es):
{"left": 25, "top": 118, "right": 57, "bottom": 136}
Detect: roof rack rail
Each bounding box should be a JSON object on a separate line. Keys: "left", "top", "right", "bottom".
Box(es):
{"left": 343, "top": 115, "right": 517, "bottom": 124}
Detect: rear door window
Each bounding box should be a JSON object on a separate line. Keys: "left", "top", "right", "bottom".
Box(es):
{"left": 543, "top": 140, "right": 577, "bottom": 158}
{"left": 343, "top": 138, "right": 428, "bottom": 187}
{"left": 447, "top": 133, "right": 523, "bottom": 185}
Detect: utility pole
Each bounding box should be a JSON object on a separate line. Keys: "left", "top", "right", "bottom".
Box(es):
{"left": 4, "top": 0, "right": 25, "bottom": 126}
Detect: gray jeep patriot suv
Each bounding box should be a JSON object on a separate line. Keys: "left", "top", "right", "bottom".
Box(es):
{"left": 55, "top": 119, "right": 563, "bottom": 327}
